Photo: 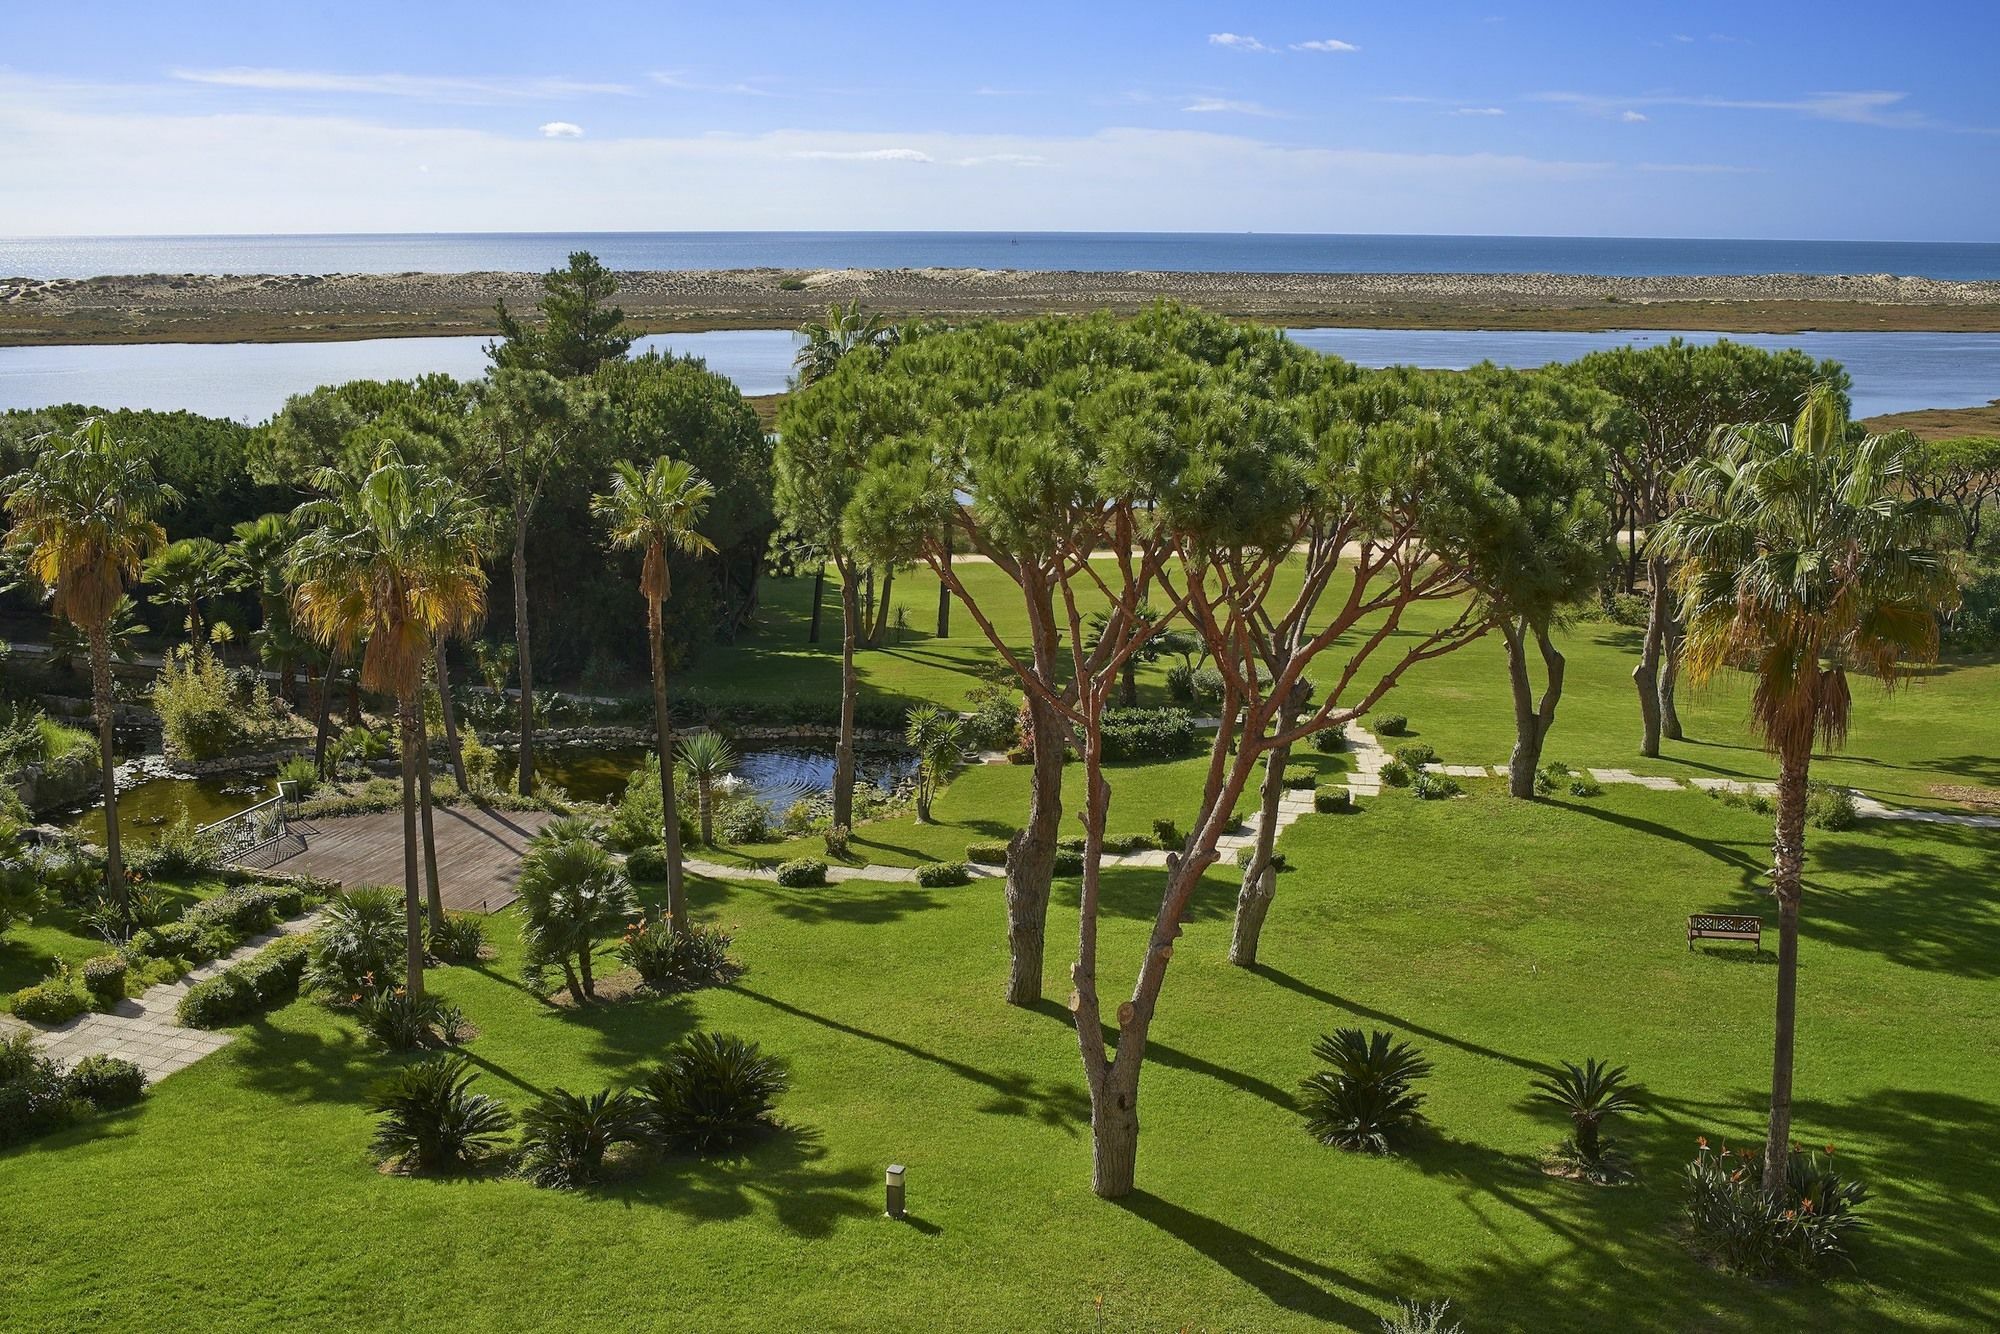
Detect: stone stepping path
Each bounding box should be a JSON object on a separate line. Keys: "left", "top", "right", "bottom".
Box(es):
{"left": 20, "top": 911, "right": 322, "bottom": 1084}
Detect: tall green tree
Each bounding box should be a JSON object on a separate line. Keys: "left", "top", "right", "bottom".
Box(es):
{"left": 1656, "top": 387, "right": 1956, "bottom": 1201}
{"left": 793, "top": 301, "right": 898, "bottom": 389}
{"left": 489, "top": 252, "right": 635, "bottom": 380}
{"left": 3, "top": 418, "right": 175, "bottom": 929}
{"left": 593, "top": 456, "right": 716, "bottom": 931}
{"left": 1905, "top": 434, "right": 2000, "bottom": 555}
{"left": 1576, "top": 341, "right": 1842, "bottom": 756}
{"left": 143, "top": 536, "right": 231, "bottom": 646}
{"left": 290, "top": 460, "right": 489, "bottom": 991}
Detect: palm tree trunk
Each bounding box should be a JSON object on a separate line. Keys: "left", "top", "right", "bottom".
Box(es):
{"left": 1763, "top": 741, "right": 1811, "bottom": 1202}
{"left": 648, "top": 594, "right": 687, "bottom": 933}
{"left": 435, "top": 638, "right": 469, "bottom": 791}
{"left": 558, "top": 958, "right": 585, "bottom": 1006}
{"left": 513, "top": 506, "right": 536, "bottom": 797}
{"left": 313, "top": 650, "right": 338, "bottom": 776}
{"left": 806, "top": 562, "right": 826, "bottom": 644}
{"left": 346, "top": 666, "right": 362, "bottom": 726}
{"left": 1230, "top": 695, "right": 1299, "bottom": 968}
{"left": 832, "top": 563, "right": 859, "bottom": 829}
{"left": 578, "top": 939, "right": 595, "bottom": 999}
{"left": 936, "top": 528, "right": 951, "bottom": 637}
{"left": 417, "top": 721, "right": 444, "bottom": 929}
{"left": 698, "top": 783, "right": 715, "bottom": 846}
{"left": 86, "top": 622, "right": 127, "bottom": 932}
{"left": 397, "top": 692, "right": 425, "bottom": 998}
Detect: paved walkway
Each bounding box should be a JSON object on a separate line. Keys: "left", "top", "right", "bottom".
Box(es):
{"left": 18, "top": 911, "right": 322, "bottom": 1084}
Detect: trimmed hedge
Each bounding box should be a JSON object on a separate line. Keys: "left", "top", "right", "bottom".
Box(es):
{"left": 1052, "top": 848, "right": 1084, "bottom": 876}
{"left": 1315, "top": 789, "right": 1355, "bottom": 814}
{"left": 177, "top": 933, "right": 313, "bottom": 1030}
{"left": 624, "top": 845, "right": 670, "bottom": 882}
{"left": 965, "top": 841, "right": 1010, "bottom": 866}
{"left": 65, "top": 1055, "right": 147, "bottom": 1109}
{"left": 1373, "top": 713, "right": 1408, "bottom": 737}
{"left": 915, "top": 861, "right": 972, "bottom": 888}
{"left": 1313, "top": 725, "right": 1348, "bottom": 754}
{"left": 10, "top": 978, "right": 87, "bottom": 1025}
{"left": 1281, "top": 765, "right": 1318, "bottom": 791}
{"left": 775, "top": 858, "right": 828, "bottom": 888}
{"left": 81, "top": 954, "right": 128, "bottom": 1003}
{"left": 1100, "top": 708, "right": 1199, "bottom": 762}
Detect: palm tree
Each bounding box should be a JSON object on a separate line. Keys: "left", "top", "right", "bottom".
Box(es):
{"left": 792, "top": 301, "right": 897, "bottom": 389}
{"left": 3, "top": 418, "right": 175, "bottom": 930}
{"left": 289, "top": 459, "right": 488, "bottom": 995}
{"left": 143, "top": 536, "right": 230, "bottom": 647}
{"left": 514, "top": 818, "right": 636, "bottom": 1004}
{"left": 592, "top": 457, "right": 716, "bottom": 933}
{"left": 904, "top": 704, "right": 965, "bottom": 823}
{"left": 1656, "top": 385, "right": 1957, "bottom": 1200}
{"left": 676, "top": 731, "right": 736, "bottom": 847}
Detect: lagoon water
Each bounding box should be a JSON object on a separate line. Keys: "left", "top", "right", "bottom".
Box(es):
{"left": 10, "top": 232, "right": 2000, "bottom": 280}
{"left": 2, "top": 327, "right": 1993, "bottom": 422}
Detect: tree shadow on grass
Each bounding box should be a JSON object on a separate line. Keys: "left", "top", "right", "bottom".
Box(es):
{"left": 734, "top": 986, "right": 1090, "bottom": 1133}
{"left": 1806, "top": 821, "right": 2000, "bottom": 978}
{"left": 731, "top": 880, "right": 952, "bottom": 927}
{"left": 1556, "top": 798, "right": 1769, "bottom": 892}
{"left": 1253, "top": 966, "right": 1543, "bottom": 1076}
{"left": 543, "top": 991, "right": 702, "bottom": 1083}
{"left": 228, "top": 1016, "right": 392, "bottom": 1106}
{"left": 1113, "top": 1189, "right": 1392, "bottom": 1325}
{"left": 615, "top": 1125, "right": 878, "bottom": 1240}
{"left": 1025, "top": 999, "right": 1298, "bottom": 1114}
{"left": 1091, "top": 862, "right": 1233, "bottom": 923}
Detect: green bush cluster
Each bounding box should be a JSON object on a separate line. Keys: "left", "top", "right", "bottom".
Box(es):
{"left": 1099, "top": 708, "right": 1200, "bottom": 762}
{"left": 1052, "top": 847, "right": 1084, "bottom": 876}
{"left": 618, "top": 920, "right": 740, "bottom": 995}
{"left": 915, "top": 860, "right": 972, "bottom": 887}
{"left": 965, "top": 841, "right": 1010, "bottom": 866}
{"left": 176, "top": 933, "right": 313, "bottom": 1029}
{"left": 10, "top": 971, "right": 88, "bottom": 1025}
{"left": 775, "top": 858, "right": 828, "bottom": 888}
{"left": 81, "top": 954, "right": 128, "bottom": 1003}
{"left": 1315, "top": 789, "right": 1355, "bottom": 814}
{"left": 1, "top": 1031, "right": 147, "bottom": 1149}
{"left": 1393, "top": 743, "right": 1440, "bottom": 769}
{"left": 1410, "top": 771, "right": 1463, "bottom": 802}
{"left": 427, "top": 913, "right": 487, "bottom": 964}
{"left": 1806, "top": 782, "right": 1859, "bottom": 831}
{"left": 1685, "top": 1141, "right": 1868, "bottom": 1276}
{"left": 623, "top": 845, "right": 670, "bottom": 882}
{"left": 1374, "top": 713, "right": 1409, "bottom": 737}
{"left": 128, "top": 814, "right": 223, "bottom": 880}
{"left": 1312, "top": 725, "right": 1347, "bottom": 754}
{"left": 1281, "top": 765, "right": 1318, "bottom": 791}
{"left": 64, "top": 1054, "right": 148, "bottom": 1109}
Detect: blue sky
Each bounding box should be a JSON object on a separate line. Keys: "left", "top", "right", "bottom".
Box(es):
{"left": 4, "top": 1, "right": 1997, "bottom": 238}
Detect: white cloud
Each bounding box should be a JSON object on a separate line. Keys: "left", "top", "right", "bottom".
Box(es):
{"left": 791, "top": 147, "right": 934, "bottom": 163}
{"left": 1208, "top": 33, "right": 1273, "bottom": 53}
{"left": 170, "top": 67, "right": 632, "bottom": 102}
{"left": 1291, "top": 39, "right": 1359, "bottom": 53}
{"left": 1537, "top": 89, "right": 1990, "bottom": 132}
{"left": 1184, "top": 96, "right": 1284, "bottom": 117}
{"left": 648, "top": 71, "right": 777, "bottom": 97}
{"left": 1453, "top": 107, "right": 1506, "bottom": 117}
{"left": 1621, "top": 111, "right": 1648, "bottom": 123}
{"left": 540, "top": 121, "right": 583, "bottom": 139}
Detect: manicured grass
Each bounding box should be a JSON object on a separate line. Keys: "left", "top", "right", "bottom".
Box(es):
{"left": 4, "top": 780, "right": 1996, "bottom": 1331}
{"left": 0, "top": 875, "right": 229, "bottom": 1007}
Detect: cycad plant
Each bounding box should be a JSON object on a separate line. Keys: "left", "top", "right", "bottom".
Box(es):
{"left": 514, "top": 819, "right": 636, "bottom": 1004}
{"left": 1300, "top": 1028, "right": 1433, "bottom": 1154}
{"left": 676, "top": 730, "right": 737, "bottom": 847}
{"left": 366, "top": 1055, "right": 513, "bottom": 1172}
{"left": 1530, "top": 1057, "right": 1644, "bottom": 1173}
{"left": 518, "top": 1087, "right": 645, "bottom": 1188}
{"left": 1656, "top": 385, "right": 1958, "bottom": 1198}
{"left": 638, "top": 1031, "right": 790, "bottom": 1155}
{"left": 903, "top": 703, "right": 965, "bottom": 823}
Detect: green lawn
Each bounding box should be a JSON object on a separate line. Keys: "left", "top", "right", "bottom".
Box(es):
{"left": 0, "top": 875, "right": 230, "bottom": 1008}
{"left": 7, "top": 559, "right": 1999, "bottom": 1332}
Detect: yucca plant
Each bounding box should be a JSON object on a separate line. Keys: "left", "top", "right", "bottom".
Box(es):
{"left": 366, "top": 1055, "right": 512, "bottom": 1172}
{"left": 517, "top": 1087, "right": 646, "bottom": 1188}
{"left": 638, "top": 1032, "right": 790, "bottom": 1155}
{"left": 303, "top": 886, "right": 406, "bottom": 1001}
{"left": 1300, "top": 1028, "right": 1433, "bottom": 1154}
{"left": 1530, "top": 1057, "right": 1644, "bottom": 1166}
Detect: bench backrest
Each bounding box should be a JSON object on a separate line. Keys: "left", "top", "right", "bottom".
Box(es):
{"left": 1688, "top": 913, "right": 1761, "bottom": 938}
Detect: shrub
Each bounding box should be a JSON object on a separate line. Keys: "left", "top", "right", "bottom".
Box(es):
{"left": 822, "top": 823, "right": 851, "bottom": 858}
{"left": 775, "top": 858, "right": 828, "bottom": 888}
{"left": 11, "top": 972, "right": 88, "bottom": 1025}
{"left": 1300, "top": 1028, "right": 1432, "bottom": 1154}
{"left": 1188, "top": 665, "right": 1225, "bottom": 709}
{"left": 962, "top": 681, "right": 1019, "bottom": 751}
{"left": 359, "top": 988, "right": 460, "bottom": 1051}
{"left": 1806, "top": 781, "right": 1858, "bottom": 831}
{"left": 1099, "top": 708, "right": 1199, "bottom": 762}
{"left": 1164, "top": 662, "right": 1197, "bottom": 703}
{"left": 1685, "top": 1140, "right": 1868, "bottom": 1276}
{"left": 1393, "top": 743, "right": 1439, "bottom": 769}
{"left": 1533, "top": 760, "right": 1571, "bottom": 795}
{"left": 304, "top": 886, "right": 404, "bottom": 1000}
{"left": 1380, "top": 1299, "right": 1465, "bottom": 1334}
{"left": 1313, "top": 725, "right": 1348, "bottom": 754}
{"left": 1378, "top": 760, "right": 1412, "bottom": 788}
{"left": 777, "top": 276, "right": 807, "bottom": 291}
{"left": 1052, "top": 847, "right": 1084, "bottom": 876}
{"left": 1530, "top": 1058, "right": 1644, "bottom": 1181}
{"left": 716, "top": 798, "right": 772, "bottom": 845}
{"left": 276, "top": 755, "right": 320, "bottom": 798}
{"left": 605, "top": 754, "right": 667, "bottom": 853}
{"left": 1410, "top": 771, "right": 1462, "bottom": 802}
{"left": 367, "top": 1055, "right": 513, "bottom": 1173}
{"left": 81, "top": 954, "right": 128, "bottom": 1004}
{"left": 154, "top": 645, "right": 258, "bottom": 761}
{"left": 1568, "top": 774, "right": 1603, "bottom": 798}
{"left": 965, "top": 841, "right": 1010, "bottom": 866}
{"left": 518, "top": 1087, "right": 646, "bottom": 1188}
{"left": 619, "top": 920, "right": 739, "bottom": 994}
{"left": 183, "top": 883, "right": 303, "bottom": 935}
{"left": 639, "top": 1031, "right": 789, "bottom": 1155}
{"left": 1315, "top": 789, "right": 1354, "bottom": 815}
{"left": 1373, "top": 713, "right": 1408, "bottom": 737}
{"left": 623, "top": 845, "right": 669, "bottom": 883}
{"left": 1234, "top": 847, "right": 1290, "bottom": 872}
{"left": 128, "top": 813, "right": 222, "bottom": 880}
{"left": 1057, "top": 835, "right": 1086, "bottom": 853}
{"left": 428, "top": 912, "right": 487, "bottom": 964}
{"left": 1281, "top": 765, "right": 1317, "bottom": 791}
{"left": 1102, "top": 832, "right": 1158, "bottom": 855}
{"left": 1603, "top": 592, "right": 1649, "bottom": 626}
{"left": 915, "top": 860, "right": 971, "bottom": 888}
{"left": 179, "top": 933, "right": 312, "bottom": 1028}
{"left": 0, "top": 1033, "right": 85, "bottom": 1147}
{"left": 65, "top": 1055, "right": 146, "bottom": 1110}
{"left": 1151, "top": 817, "right": 1182, "bottom": 849}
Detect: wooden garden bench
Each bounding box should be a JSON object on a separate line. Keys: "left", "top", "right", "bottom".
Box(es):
{"left": 1687, "top": 913, "right": 1762, "bottom": 951}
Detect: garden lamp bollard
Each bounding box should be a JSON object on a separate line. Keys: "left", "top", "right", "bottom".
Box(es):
{"left": 885, "top": 1163, "right": 906, "bottom": 1219}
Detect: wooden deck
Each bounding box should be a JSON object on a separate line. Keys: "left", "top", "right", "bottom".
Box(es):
{"left": 259, "top": 804, "right": 555, "bottom": 913}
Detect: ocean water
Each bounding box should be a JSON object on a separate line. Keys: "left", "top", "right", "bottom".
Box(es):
{"left": 2, "top": 327, "right": 1991, "bottom": 423}
{"left": 6, "top": 232, "right": 2000, "bottom": 281}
